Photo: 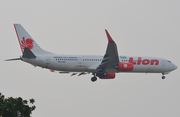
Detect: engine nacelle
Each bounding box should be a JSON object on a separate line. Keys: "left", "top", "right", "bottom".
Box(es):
{"left": 99, "top": 73, "right": 115, "bottom": 79}
{"left": 118, "top": 63, "right": 134, "bottom": 71}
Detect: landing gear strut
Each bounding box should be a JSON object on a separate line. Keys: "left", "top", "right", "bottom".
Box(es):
{"left": 162, "top": 73, "right": 165, "bottom": 79}
{"left": 91, "top": 70, "right": 107, "bottom": 82}
{"left": 91, "top": 76, "right": 97, "bottom": 82}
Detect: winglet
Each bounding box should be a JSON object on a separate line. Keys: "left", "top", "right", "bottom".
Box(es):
{"left": 105, "top": 29, "right": 114, "bottom": 43}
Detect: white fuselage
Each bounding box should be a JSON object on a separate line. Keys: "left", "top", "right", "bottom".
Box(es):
{"left": 10, "top": 24, "right": 177, "bottom": 81}
{"left": 22, "top": 54, "right": 177, "bottom": 74}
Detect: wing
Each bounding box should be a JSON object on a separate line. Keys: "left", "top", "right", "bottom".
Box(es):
{"left": 97, "top": 30, "right": 119, "bottom": 71}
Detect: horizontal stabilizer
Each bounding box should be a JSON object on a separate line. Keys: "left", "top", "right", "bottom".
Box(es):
{"left": 23, "top": 47, "right": 36, "bottom": 58}
{"left": 5, "top": 58, "right": 22, "bottom": 61}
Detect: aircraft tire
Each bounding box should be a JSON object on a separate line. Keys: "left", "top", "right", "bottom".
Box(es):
{"left": 162, "top": 76, "right": 165, "bottom": 79}
{"left": 91, "top": 77, "right": 97, "bottom": 82}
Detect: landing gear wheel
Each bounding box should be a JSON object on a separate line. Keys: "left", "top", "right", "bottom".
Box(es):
{"left": 162, "top": 76, "right": 165, "bottom": 79}
{"left": 91, "top": 77, "right": 97, "bottom": 82}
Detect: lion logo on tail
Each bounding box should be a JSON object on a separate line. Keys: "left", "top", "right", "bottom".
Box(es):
{"left": 21, "top": 37, "right": 34, "bottom": 50}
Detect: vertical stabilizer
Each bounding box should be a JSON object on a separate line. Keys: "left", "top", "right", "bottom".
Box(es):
{"left": 14, "top": 24, "right": 52, "bottom": 55}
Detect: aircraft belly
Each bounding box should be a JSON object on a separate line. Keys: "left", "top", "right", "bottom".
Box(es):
{"left": 23, "top": 57, "right": 47, "bottom": 68}
{"left": 132, "top": 65, "right": 160, "bottom": 73}
{"left": 49, "top": 60, "right": 95, "bottom": 72}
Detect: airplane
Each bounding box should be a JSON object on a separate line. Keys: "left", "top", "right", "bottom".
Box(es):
{"left": 6, "top": 24, "right": 177, "bottom": 82}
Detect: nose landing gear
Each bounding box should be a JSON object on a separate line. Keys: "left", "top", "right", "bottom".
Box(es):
{"left": 162, "top": 73, "right": 165, "bottom": 79}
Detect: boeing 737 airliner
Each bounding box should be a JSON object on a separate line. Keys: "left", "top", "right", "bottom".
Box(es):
{"left": 6, "top": 24, "right": 177, "bottom": 82}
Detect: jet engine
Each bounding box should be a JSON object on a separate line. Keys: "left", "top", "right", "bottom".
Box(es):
{"left": 118, "top": 63, "right": 134, "bottom": 71}
{"left": 99, "top": 73, "right": 115, "bottom": 79}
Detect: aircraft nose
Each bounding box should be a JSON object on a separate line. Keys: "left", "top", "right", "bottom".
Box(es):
{"left": 173, "top": 64, "right": 177, "bottom": 70}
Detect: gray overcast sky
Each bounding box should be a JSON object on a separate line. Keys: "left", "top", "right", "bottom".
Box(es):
{"left": 0, "top": 0, "right": 180, "bottom": 117}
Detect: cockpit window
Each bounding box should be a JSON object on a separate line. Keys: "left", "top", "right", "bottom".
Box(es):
{"left": 168, "top": 61, "right": 171, "bottom": 63}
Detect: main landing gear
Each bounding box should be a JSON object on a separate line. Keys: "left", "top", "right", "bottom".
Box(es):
{"left": 91, "top": 71, "right": 108, "bottom": 82}
{"left": 91, "top": 73, "right": 97, "bottom": 82}
{"left": 91, "top": 76, "right": 97, "bottom": 82}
